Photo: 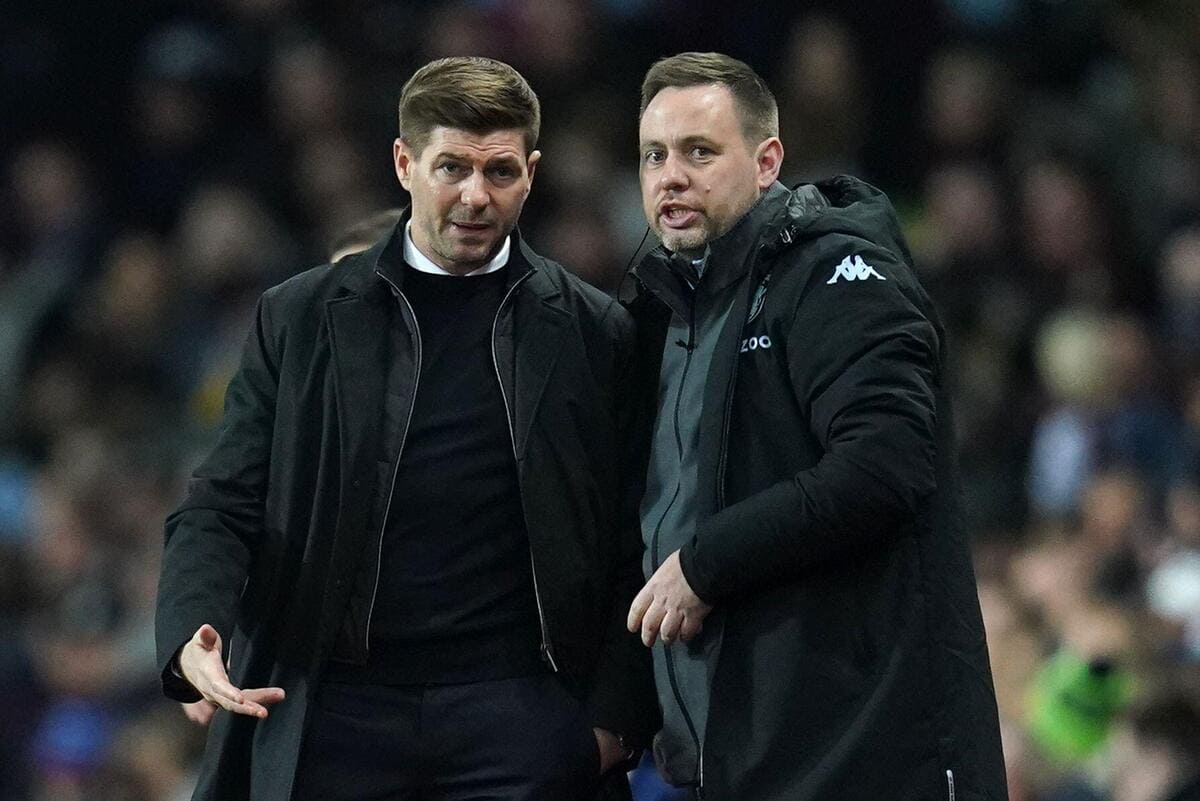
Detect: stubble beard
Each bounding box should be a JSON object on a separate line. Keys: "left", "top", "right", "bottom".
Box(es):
{"left": 433, "top": 222, "right": 504, "bottom": 273}
{"left": 658, "top": 219, "right": 712, "bottom": 256}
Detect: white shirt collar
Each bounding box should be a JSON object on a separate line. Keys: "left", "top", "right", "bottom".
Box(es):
{"left": 403, "top": 221, "right": 510, "bottom": 276}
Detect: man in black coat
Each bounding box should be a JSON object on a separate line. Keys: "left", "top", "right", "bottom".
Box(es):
{"left": 155, "top": 56, "right": 656, "bottom": 801}
{"left": 624, "top": 52, "right": 1008, "bottom": 801}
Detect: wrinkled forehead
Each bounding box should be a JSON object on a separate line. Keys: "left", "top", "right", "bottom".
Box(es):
{"left": 420, "top": 126, "right": 530, "bottom": 161}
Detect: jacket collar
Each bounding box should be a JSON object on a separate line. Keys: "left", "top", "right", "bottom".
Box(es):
{"left": 335, "top": 206, "right": 558, "bottom": 303}
{"left": 702, "top": 180, "right": 792, "bottom": 292}
{"left": 634, "top": 181, "right": 793, "bottom": 297}
{"left": 327, "top": 209, "right": 567, "bottom": 476}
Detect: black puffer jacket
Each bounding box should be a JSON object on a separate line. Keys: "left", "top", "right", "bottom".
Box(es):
{"left": 626, "top": 177, "right": 1008, "bottom": 801}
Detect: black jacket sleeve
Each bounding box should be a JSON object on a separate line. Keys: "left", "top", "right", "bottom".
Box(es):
{"left": 583, "top": 301, "right": 660, "bottom": 748}
{"left": 679, "top": 247, "right": 940, "bottom": 602}
{"left": 154, "top": 294, "right": 280, "bottom": 701}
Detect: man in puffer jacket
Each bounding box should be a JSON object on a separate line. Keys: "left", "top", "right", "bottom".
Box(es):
{"left": 625, "top": 51, "right": 1009, "bottom": 801}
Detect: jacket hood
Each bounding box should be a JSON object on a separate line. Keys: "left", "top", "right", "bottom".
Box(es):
{"left": 782, "top": 175, "right": 912, "bottom": 266}
{"left": 627, "top": 175, "right": 910, "bottom": 302}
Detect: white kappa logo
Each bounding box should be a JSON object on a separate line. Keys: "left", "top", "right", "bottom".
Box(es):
{"left": 826, "top": 254, "right": 886, "bottom": 284}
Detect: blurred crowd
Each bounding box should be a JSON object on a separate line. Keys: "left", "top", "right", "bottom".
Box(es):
{"left": 3, "top": 1, "right": 1200, "bottom": 800}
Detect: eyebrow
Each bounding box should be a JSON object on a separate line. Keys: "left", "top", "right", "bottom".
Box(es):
{"left": 639, "top": 135, "right": 716, "bottom": 150}
{"left": 434, "top": 151, "right": 522, "bottom": 166}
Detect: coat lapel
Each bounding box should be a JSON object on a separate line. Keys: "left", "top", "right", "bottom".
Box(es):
{"left": 327, "top": 292, "right": 391, "bottom": 476}
{"left": 324, "top": 282, "right": 409, "bottom": 599}
{"left": 512, "top": 287, "right": 569, "bottom": 460}
{"left": 501, "top": 255, "right": 569, "bottom": 461}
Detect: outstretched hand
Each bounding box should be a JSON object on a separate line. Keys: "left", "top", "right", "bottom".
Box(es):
{"left": 178, "top": 624, "right": 285, "bottom": 720}
{"left": 627, "top": 550, "right": 712, "bottom": 647}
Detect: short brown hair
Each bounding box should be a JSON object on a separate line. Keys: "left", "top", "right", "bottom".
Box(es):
{"left": 398, "top": 57, "right": 540, "bottom": 157}
{"left": 640, "top": 52, "right": 778, "bottom": 145}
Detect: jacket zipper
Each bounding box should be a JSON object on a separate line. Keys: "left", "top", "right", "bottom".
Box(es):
{"left": 363, "top": 276, "right": 422, "bottom": 653}
{"left": 490, "top": 269, "right": 559, "bottom": 672}
{"left": 665, "top": 257, "right": 762, "bottom": 790}
{"left": 649, "top": 303, "right": 705, "bottom": 790}
{"left": 716, "top": 254, "right": 767, "bottom": 509}
{"left": 946, "top": 769, "right": 956, "bottom": 801}
{"left": 715, "top": 357, "right": 738, "bottom": 510}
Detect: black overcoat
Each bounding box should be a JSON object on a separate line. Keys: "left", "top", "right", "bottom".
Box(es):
{"left": 156, "top": 222, "right": 657, "bottom": 801}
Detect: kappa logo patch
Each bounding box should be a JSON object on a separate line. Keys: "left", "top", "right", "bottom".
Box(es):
{"left": 826, "top": 254, "right": 886, "bottom": 284}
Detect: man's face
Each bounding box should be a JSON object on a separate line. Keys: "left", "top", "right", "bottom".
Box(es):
{"left": 394, "top": 127, "right": 539, "bottom": 274}
{"left": 639, "top": 84, "right": 778, "bottom": 255}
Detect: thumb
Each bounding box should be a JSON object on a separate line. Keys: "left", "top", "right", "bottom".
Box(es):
{"left": 197, "top": 624, "right": 222, "bottom": 653}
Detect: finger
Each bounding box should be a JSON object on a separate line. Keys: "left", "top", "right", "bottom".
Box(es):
{"left": 208, "top": 681, "right": 284, "bottom": 719}
{"left": 627, "top": 585, "right": 653, "bottom": 633}
{"left": 207, "top": 675, "right": 248, "bottom": 708}
{"left": 179, "top": 634, "right": 223, "bottom": 689}
{"left": 243, "top": 687, "right": 286, "bottom": 707}
{"left": 679, "top": 615, "right": 704, "bottom": 642}
{"left": 659, "top": 608, "right": 681, "bottom": 643}
{"left": 208, "top": 689, "right": 270, "bottom": 718}
{"left": 196, "top": 624, "right": 221, "bottom": 653}
{"left": 641, "top": 601, "right": 666, "bottom": 648}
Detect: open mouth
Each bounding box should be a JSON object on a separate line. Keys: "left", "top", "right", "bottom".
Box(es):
{"left": 659, "top": 205, "right": 699, "bottom": 229}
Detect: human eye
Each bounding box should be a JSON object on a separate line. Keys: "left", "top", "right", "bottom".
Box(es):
{"left": 488, "top": 163, "right": 519, "bottom": 182}
{"left": 437, "top": 161, "right": 466, "bottom": 178}
{"left": 689, "top": 145, "right": 713, "bottom": 160}
{"left": 642, "top": 149, "right": 665, "bottom": 166}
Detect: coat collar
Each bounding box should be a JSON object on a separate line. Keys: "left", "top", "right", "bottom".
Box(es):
{"left": 634, "top": 181, "right": 792, "bottom": 297}
{"left": 333, "top": 206, "right": 560, "bottom": 305}
{"left": 327, "top": 207, "right": 566, "bottom": 466}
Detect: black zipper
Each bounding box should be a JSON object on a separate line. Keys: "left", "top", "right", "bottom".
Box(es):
{"left": 716, "top": 250, "right": 772, "bottom": 508}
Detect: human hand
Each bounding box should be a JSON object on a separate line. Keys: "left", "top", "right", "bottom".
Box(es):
{"left": 593, "top": 728, "right": 631, "bottom": 775}
{"left": 178, "top": 624, "right": 285, "bottom": 719}
{"left": 627, "top": 550, "right": 712, "bottom": 647}
{"left": 180, "top": 699, "right": 217, "bottom": 726}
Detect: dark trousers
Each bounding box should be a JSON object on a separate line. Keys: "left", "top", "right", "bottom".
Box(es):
{"left": 292, "top": 674, "right": 600, "bottom": 801}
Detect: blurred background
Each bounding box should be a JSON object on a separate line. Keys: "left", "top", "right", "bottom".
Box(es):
{"left": 3, "top": 0, "right": 1200, "bottom": 799}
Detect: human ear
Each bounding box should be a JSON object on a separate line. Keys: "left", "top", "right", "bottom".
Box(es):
{"left": 394, "top": 138, "right": 414, "bottom": 191}
{"left": 524, "top": 149, "right": 541, "bottom": 195}
{"left": 755, "top": 137, "right": 784, "bottom": 190}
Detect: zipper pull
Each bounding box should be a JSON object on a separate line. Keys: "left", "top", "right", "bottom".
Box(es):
{"left": 539, "top": 641, "right": 559, "bottom": 671}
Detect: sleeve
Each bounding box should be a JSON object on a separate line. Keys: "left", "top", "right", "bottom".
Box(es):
{"left": 154, "top": 294, "right": 280, "bottom": 701}
{"left": 678, "top": 246, "right": 940, "bottom": 603}
{"left": 583, "top": 301, "right": 661, "bottom": 748}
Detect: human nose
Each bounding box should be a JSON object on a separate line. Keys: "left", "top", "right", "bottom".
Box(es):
{"left": 459, "top": 170, "right": 490, "bottom": 211}
{"left": 658, "top": 152, "right": 689, "bottom": 192}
